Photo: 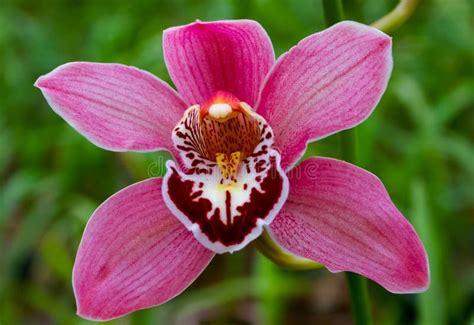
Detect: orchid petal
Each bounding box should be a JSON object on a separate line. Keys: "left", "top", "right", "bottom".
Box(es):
{"left": 257, "top": 21, "right": 393, "bottom": 170}
{"left": 163, "top": 19, "right": 275, "bottom": 106}
{"left": 35, "top": 62, "right": 187, "bottom": 152}
{"left": 73, "top": 178, "right": 214, "bottom": 321}
{"left": 269, "top": 157, "right": 429, "bottom": 293}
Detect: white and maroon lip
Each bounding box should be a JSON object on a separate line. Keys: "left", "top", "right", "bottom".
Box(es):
{"left": 162, "top": 91, "right": 289, "bottom": 253}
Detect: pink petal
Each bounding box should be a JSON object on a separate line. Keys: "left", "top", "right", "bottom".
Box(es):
{"left": 73, "top": 178, "right": 214, "bottom": 321}
{"left": 269, "top": 157, "right": 429, "bottom": 293}
{"left": 35, "top": 62, "right": 187, "bottom": 152}
{"left": 257, "top": 21, "right": 393, "bottom": 170}
{"left": 163, "top": 19, "right": 275, "bottom": 107}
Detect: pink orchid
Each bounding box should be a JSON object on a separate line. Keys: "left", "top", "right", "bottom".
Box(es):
{"left": 35, "top": 20, "right": 429, "bottom": 321}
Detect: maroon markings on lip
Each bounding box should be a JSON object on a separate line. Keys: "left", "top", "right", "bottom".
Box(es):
{"left": 166, "top": 159, "right": 284, "bottom": 247}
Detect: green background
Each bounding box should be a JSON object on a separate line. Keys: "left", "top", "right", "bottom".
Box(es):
{"left": 1, "top": 0, "right": 473, "bottom": 324}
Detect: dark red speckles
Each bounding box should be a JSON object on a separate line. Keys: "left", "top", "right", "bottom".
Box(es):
{"left": 245, "top": 163, "right": 251, "bottom": 174}
{"left": 192, "top": 159, "right": 205, "bottom": 167}
{"left": 255, "top": 160, "right": 266, "bottom": 173}
{"left": 187, "top": 168, "right": 211, "bottom": 175}
{"left": 177, "top": 145, "right": 193, "bottom": 152}
{"left": 166, "top": 160, "right": 284, "bottom": 246}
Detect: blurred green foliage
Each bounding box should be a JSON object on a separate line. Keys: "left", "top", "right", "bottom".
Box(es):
{"left": 1, "top": 0, "right": 473, "bottom": 324}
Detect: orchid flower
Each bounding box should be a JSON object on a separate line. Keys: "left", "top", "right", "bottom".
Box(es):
{"left": 35, "top": 20, "right": 429, "bottom": 321}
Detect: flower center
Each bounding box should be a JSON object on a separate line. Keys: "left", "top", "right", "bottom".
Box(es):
{"left": 175, "top": 91, "right": 263, "bottom": 182}
{"left": 164, "top": 91, "right": 289, "bottom": 253}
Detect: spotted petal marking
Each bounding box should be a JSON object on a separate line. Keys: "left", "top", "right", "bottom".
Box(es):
{"left": 162, "top": 103, "right": 289, "bottom": 253}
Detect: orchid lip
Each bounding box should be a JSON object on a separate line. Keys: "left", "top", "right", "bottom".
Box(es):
{"left": 162, "top": 91, "right": 289, "bottom": 253}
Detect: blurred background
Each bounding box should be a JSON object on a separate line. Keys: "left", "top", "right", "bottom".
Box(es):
{"left": 1, "top": 0, "right": 473, "bottom": 324}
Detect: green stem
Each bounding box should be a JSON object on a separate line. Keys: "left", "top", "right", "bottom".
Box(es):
{"left": 346, "top": 273, "right": 372, "bottom": 325}
{"left": 371, "top": 0, "right": 421, "bottom": 33}
{"left": 254, "top": 230, "right": 322, "bottom": 270}
{"left": 339, "top": 129, "right": 372, "bottom": 325}
{"left": 322, "top": 1, "right": 372, "bottom": 324}
{"left": 322, "top": 0, "right": 344, "bottom": 26}
{"left": 411, "top": 180, "right": 446, "bottom": 325}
